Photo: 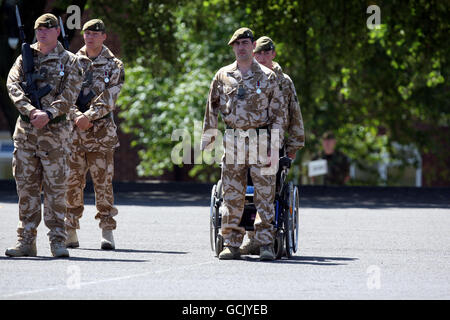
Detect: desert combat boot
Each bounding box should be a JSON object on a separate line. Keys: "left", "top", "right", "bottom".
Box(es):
{"left": 218, "top": 246, "right": 241, "bottom": 260}
{"left": 259, "top": 244, "right": 275, "bottom": 261}
{"left": 239, "top": 238, "right": 260, "bottom": 255}
{"left": 5, "top": 242, "right": 37, "bottom": 257}
{"left": 65, "top": 228, "right": 79, "bottom": 248}
{"left": 51, "top": 241, "right": 70, "bottom": 257}
{"left": 101, "top": 229, "right": 115, "bottom": 250}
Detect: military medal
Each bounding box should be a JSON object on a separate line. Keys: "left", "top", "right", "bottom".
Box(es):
{"left": 59, "top": 63, "right": 64, "bottom": 76}
{"left": 104, "top": 71, "right": 109, "bottom": 83}
{"left": 256, "top": 81, "right": 261, "bottom": 94}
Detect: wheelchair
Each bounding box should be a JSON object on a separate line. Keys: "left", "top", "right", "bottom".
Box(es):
{"left": 209, "top": 155, "right": 300, "bottom": 259}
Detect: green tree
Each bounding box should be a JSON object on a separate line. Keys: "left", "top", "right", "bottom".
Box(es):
{"left": 3, "top": 0, "right": 447, "bottom": 185}
{"left": 112, "top": 0, "right": 449, "bottom": 185}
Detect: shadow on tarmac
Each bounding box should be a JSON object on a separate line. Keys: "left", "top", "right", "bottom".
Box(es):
{"left": 0, "top": 256, "right": 149, "bottom": 262}
{"left": 0, "top": 180, "right": 448, "bottom": 209}
{"left": 77, "top": 248, "right": 188, "bottom": 255}
{"left": 241, "top": 255, "right": 358, "bottom": 266}
{"left": 0, "top": 247, "right": 188, "bottom": 261}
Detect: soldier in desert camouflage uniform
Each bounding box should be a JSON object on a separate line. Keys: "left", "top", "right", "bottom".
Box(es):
{"left": 201, "top": 28, "right": 286, "bottom": 261}
{"left": 5, "top": 14, "right": 83, "bottom": 258}
{"left": 241, "top": 36, "right": 305, "bottom": 255}
{"left": 65, "top": 19, "right": 124, "bottom": 250}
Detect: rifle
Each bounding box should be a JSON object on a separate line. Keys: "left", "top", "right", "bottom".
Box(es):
{"left": 58, "top": 16, "right": 69, "bottom": 50}
{"left": 76, "top": 71, "right": 95, "bottom": 112}
{"left": 15, "top": 5, "right": 51, "bottom": 110}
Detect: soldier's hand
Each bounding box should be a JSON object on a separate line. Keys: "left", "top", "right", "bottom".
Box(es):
{"left": 75, "top": 114, "right": 93, "bottom": 130}
{"left": 29, "top": 109, "right": 38, "bottom": 120}
{"left": 30, "top": 110, "right": 50, "bottom": 129}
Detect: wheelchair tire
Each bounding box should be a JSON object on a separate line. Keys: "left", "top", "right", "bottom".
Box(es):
{"left": 215, "top": 234, "right": 224, "bottom": 257}
{"left": 292, "top": 186, "right": 300, "bottom": 253}
{"left": 284, "top": 216, "right": 293, "bottom": 258}
{"left": 210, "top": 184, "right": 217, "bottom": 252}
{"left": 285, "top": 182, "right": 295, "bottom": 258}
{"left": 274, "top": 230, "right": 284, "bottom": 259}
{"left": 216, "top": 179, "right": 223, "bottom": 199}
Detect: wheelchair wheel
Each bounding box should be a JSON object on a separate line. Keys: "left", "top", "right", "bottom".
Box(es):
{"left": 210, "top": 180, "right": 223, "bottom": 255}
{"left": 209, "top": 184, "right": 217, "bottom": 252}
{"left": 274, "top": 230, "right": 284, "bottom": 259}
{"left": 284, "top": 212, "right": 293, "bottom": 258}
{"left": 215, "top": 234, "right": 224, "bottom": 257}
{"left": 292, "top": 186, "right": 300, "bottom": 253}
{"left": 285, "top": 182, "right": 295, "bottom": 258}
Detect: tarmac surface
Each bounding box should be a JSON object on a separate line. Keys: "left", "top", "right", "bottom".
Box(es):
{"left": 0, "top": 180, "right": 449, "bottom": 301}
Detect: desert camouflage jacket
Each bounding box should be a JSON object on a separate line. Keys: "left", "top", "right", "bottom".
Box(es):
{"left": 71, "top": 45, "right": 125, "bottom": 152}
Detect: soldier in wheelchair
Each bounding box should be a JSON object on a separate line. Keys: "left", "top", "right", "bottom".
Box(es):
{"left": 210, "top": 152, "right": 301, "bottom": 260}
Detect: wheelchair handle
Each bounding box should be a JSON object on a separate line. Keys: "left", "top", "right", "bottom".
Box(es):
{"left": 279, "top": 156, "right": 292, "bottom": 169}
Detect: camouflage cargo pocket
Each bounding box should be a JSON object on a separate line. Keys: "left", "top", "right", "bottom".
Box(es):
{"left": 95, "top": 121, "right": 118, "bottom": 148}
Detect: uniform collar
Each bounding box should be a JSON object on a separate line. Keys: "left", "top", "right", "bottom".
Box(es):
{"left": 272, "top": 61, "right": 283, "bottom": 74}
{"left": 31, "top": 41, "right": 65, "bottom": 57}
{"left": 78, "top": 45, "right": 114, "bottom": 63}
{"left": 230, "top": 58, "right": 260, "bottom": 79}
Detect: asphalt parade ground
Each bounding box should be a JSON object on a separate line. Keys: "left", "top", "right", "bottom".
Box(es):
{"left": 0, "top": 181, "right": 449, "bottom": 302}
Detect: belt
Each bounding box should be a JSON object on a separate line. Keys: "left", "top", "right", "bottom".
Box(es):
{"left": 226, "top": 125, "right": 269, "bottom": 130}
{"left": 20, "top": 113, "right": 67, "bottom": 124}
{"left": 96, "top": 112, "right": 112, "bottom": 121}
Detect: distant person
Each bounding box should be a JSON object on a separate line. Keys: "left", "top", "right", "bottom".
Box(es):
{"left": 314, "top": 131, "right": 350, "bottom": 185}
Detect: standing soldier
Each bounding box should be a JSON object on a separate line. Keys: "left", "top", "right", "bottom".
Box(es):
{"left": 313, "top": 131, "right": 350, "bottom": 185}
{"left": 65, "top": 19, "right": 124, "bottom": 250}
{"left": 201, "top": 28, "right": 286, "bottom": 261}
{"left": 5, "top": 13, "right": 83, "bottom": 257}
{"left": 241, "top": 36, "right": 305, "bottom": 255}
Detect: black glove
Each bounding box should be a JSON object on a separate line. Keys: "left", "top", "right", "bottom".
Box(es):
{"left": 279, "top": 156, "right": 292, "bottom": 168}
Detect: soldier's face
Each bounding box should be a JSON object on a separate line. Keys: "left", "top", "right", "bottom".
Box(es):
{"left": 83, "top": 30, "right": 107, "bottom": 50}
{"left": 322, "top": 138, "right": 337, "bottom": 155}
{"left": 35, "top": 26, "right": 60, "bottom": 46}
{"left": 232, "top": 38, "right": 255, "bottom": 62}
{"left": 254, "top": 50, "right": 276, "bottom": 69}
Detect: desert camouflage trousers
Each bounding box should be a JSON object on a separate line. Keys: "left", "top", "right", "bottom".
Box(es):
{"left": 220, "top": 134, "right": 277, "bottom": 248}
{"left": 12, "top": 147, "right": 69, "bottom": 244}
{"left": 65, "top": 149, "right": 118, "bottom": 230}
